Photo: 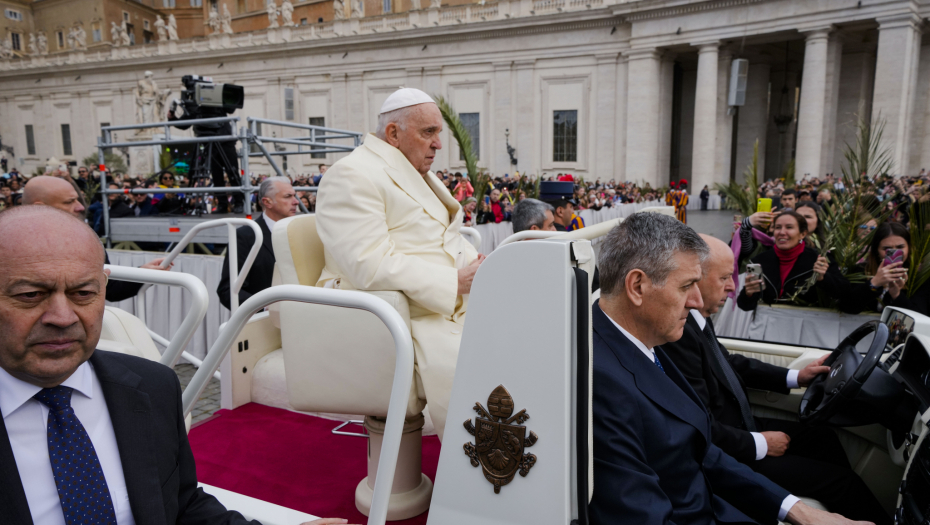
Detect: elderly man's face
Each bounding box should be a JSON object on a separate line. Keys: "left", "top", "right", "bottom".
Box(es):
{"left": 386, "top": 103, "right": 443, "bottom": 176}
{"left": 697, "top": 249, "right": 735, "bottom": 317}
{"left": 0, "top": 219, "right": 106, "bottom": 387}
{"left": 641, "top": 252, "right": 704, "bottom": 345}
{"left": 261, "top": 180, "right": 299, "bottom": 221}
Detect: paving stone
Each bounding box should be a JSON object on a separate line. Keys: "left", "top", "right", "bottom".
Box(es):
{"left": 175, "top": 363, "right": 222, "bottom": 424}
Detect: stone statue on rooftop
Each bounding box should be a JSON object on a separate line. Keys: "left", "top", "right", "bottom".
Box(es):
{"left": 167, "top": 14, "right": 179, "bottom": 40}
{"left": 155, "top": 15, "right": 167, "bottom": 41}
{"left": 267, "top": 0, "right": 280, "bottom": 28}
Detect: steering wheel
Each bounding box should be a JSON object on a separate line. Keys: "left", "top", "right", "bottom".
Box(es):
{"left": 798, "top": 320, "right": 889, "bottom": 426}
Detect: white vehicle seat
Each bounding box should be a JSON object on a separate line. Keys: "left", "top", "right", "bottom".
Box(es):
{"left": 99, "top": 306, "right": 193, "bottom": 433}
{"left": 254, "top": 214, "right": 430, "bottom": 520}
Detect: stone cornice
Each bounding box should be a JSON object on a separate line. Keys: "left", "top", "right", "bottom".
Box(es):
{"left": 613, "top": 0, "right": 769, "bottom": 22}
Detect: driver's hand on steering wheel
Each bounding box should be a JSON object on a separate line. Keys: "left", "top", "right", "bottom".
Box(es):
{"left": 797, "top": 354, "right": 831, "bottom": 387}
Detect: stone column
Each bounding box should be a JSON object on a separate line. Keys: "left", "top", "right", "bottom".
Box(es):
{"left": 614, "top": 54, "right": 629, "bottom": 182}
{"left": 346, "top": 72, "right": 365, "bottom": 133}
{"left": 595, "top": 53, "right": 618, "bottom": 182}
{"left": 795, "top": 27, "right": 832, "bottom": 179}
{"left": 715, "top": 47, "right": 734, "bottom": 185}
{"left": 873, "top": 13, "right": 922, "bottom": 177}
{"left": 657, "top": 55, "right": 676, "bottom": 185}
{"left": 493, "top": 61, "right": 514, "bottom": 176}
{"left": 820, "top": 33, "right": 843, "bottom": 176}
{"left": 405, "top": 67, "right": 423, "bottom": 90}
{"left": 625, "top": 49, "right": 663, "bottom": 188}
{"left": 423, "top": 66, "right": 445, "bottom": 165}
{"left": 514, "top": 60, "right": 535, "bottom": 175}
{"left": 735, "top": 62, "right": 770, "bottom": 184}
{"left": 690, "top": 42, "right": 719, "bottom": 194}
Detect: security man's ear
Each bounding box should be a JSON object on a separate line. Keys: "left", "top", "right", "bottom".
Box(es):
{"left": 625, "top": 269, "right": 647, "bottom": 307}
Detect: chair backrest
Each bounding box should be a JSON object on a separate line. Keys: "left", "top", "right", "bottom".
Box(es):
{"left": 100, "top": 306, "right": 162, "bottom": 361}
{"left": 270, "top": 214, "right": 423, "bottom": 418}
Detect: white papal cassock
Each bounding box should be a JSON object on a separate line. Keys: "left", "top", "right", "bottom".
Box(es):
{"left": 315, "top": 133, "right": 479, "bottom": 442}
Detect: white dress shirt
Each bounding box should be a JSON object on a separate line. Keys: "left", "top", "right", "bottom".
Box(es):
{"left": 690, "top": 310, "right": 800, "bottom": 461}
{"left": 0, "top": 363, "right": 136, "bottom": 525}
{"left": 607, "top": 313, "right": 800, "bottom": 521}
{"left": 262, "top": 212, "right": 276, "bottom": 233}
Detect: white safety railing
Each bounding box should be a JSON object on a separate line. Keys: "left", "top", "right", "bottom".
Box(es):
{"left": 105, "top": 265, "right": 210, "bottom": 369}
{"left": 181, "top": 284, "right": 415, "bottom": 525}
{"left": 460, "top": 226, "right": 483, "bottom": 251}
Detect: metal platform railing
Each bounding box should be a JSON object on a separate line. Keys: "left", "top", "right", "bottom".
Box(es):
{"left": 96, "top": 116, "right": 363, "bottom": 246}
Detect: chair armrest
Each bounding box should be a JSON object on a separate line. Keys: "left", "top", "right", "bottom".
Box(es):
{"left": 364, "top": 290, "right": 412, "bottom": 332}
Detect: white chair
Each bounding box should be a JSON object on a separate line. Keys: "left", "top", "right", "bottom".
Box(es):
{"left": 250, "top": 214, "right": 432, "bottom": 520}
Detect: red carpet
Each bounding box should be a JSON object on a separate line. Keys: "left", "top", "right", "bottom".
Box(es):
{"left": 188, "top": 403, "right": 439, "bottom": 524}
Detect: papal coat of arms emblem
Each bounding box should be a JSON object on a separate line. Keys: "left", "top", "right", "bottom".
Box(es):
{"left": 463, "top": 385, "right": 538, "bottom": 493}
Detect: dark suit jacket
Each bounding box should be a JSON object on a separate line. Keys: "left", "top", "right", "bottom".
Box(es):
{"left": 0, "top": 351, "right": 259, "bottom": 525}
{"left": 589, "top": 303, "right": 789, "bottom": 525}
{"left": 217, "top": 215, "right": 276, "bottom": 310}
{"left": 660, "top": 314, "right": 789, "bottom": 462}
{"left": 736, "top": 246, "right": 853, "bottom": 312}
{"left": 105, "top": 251, "right": 144, "bottom": 303}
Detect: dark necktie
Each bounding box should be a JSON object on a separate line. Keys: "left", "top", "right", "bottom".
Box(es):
{"left": 34, "top": 386, "right": 118, "bottom": 525}
{"left": 703, "top": 318, "right": 757, "bottom": 432}
{"left": 653, "top": 352, "right": 665, "bottom": 373}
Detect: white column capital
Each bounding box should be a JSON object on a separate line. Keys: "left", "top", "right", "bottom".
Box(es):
{"left": 423, "top": 65, "right": 443, "bottom": 75}
{"left": 512, "top": 59, "right": 536, "bottom": 70}
{"left": 876, "top": 12, "right": 923, "bottom": 31}
{"left": 491, "top": 61, "right": 512, "bottom": 71}
{"left": 691, "top": 40, "right": 719, "bottom": 52}
{"left": 595, "top": 52, "right": 620, "bottom": 65}
{"left": 798, "top": 25, "right": 834, "bottom": 40}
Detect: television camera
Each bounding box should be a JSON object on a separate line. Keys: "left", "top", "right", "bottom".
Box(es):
{"left": 168, "top": 75, "right": 246, "bottom": 214}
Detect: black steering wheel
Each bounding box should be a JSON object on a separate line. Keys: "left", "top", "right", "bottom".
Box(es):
{"left": 798, "top": 321, "right": 889, "bottom": 426}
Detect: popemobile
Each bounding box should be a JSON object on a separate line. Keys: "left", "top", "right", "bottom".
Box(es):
{"left": 96, "top": 204, "right": 930, "bottom": 525}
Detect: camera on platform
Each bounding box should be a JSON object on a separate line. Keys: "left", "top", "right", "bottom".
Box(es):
{"left": 179, "top": 74, "right": 244, "bottom": 112}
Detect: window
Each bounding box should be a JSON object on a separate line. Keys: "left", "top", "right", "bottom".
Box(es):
{"left": 210, "top": 0, "right": 217, "bottom": 9}
{"left": 300, "top": 18, "right": 307, "bottom": 25}
{"left": 10, "top": 33, "right": 20, "bottom": 51}
{"left": 191, "top": 0, "right": 203, "bottom": 7}
{"left": 553, "top": 110, "right": 577, "bottom": 163}
{"left": 123, "top": 12, "right": 130, "bottom": 22}
{"left": 284, "top": 88, "right": 294, "bottom": 121}
{"left": 100, "top": 122, "right": 110, "bottom": 141}
{"left": 383, "top": 0, "right": 391, "bottom": 12}
{"left": 250, "top": 122, "right": 263, "bottom": 154}
{"left": 57, "top": 31, "right": 64, "bottom": 49}
{"left": 61, "top": 124, "right": 72, "bottom": 156}
{"left": 143, "top": 19, "right": 150, "bottom": 30}
{"left": 25, "top": 125, "right": 35, "bottom": 156}
{"left": 92, "top": 23, "right": 101, "bottom": 42}
{"left": 308, "top": 117, "right": 326, "bottom": 158}
{"left": 238, "top": 0, "right": 245, "bottom": 13}
{"left": 126, "top": 23, "right": 135, "bottom": 44}
{"left": 164, "top": 0, "right": 176, "bottom": 7}
{"left": 458, "top": 113, "right": 479, "bottom": 161}
{"left": 143, "top": 30, "right": 153, "bottom": 44}
{"left": 5, "top": 9, "right": 22, "bottom": 21}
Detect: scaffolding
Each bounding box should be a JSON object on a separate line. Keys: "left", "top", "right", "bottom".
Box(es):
{"left": 96, "top": 116, "right": 363, "bottom": 246}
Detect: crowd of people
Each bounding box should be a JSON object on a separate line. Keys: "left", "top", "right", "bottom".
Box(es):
{"left": 732, "top": 172, "right": 930, "bottom": 317}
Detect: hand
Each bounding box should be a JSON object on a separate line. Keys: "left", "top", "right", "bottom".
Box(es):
{"left": 748, "top": 211, "right": 775, "bottom": 228}
{"left": 870, "top": 260, "right": 907, "bottom": 290}
{"left": 744, "top": 275, "right": 763, "bottom": 297}
{"left": 457, "top": 254, "right": 486, "bottom": 295}
{"left": 301, "top": 519, "right": 359, "bottom": 525}
{"left": 813, "top": 255, "right": 829, "bottom": 281}
{"left": 140, "top": 257, "right": 173, "bottom": 271}
{"left": 761, "top": 431, "right": 790, "bottom": 457}
{"left": 797, "top": 355, "right": 830, "bottom": 387}
{"left": 785, "top": 501, "right": 874, "bottom": 525}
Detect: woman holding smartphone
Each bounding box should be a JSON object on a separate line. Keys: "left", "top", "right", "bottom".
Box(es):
{"left": 847, "top": 222, "right": 929, "bottom": 316}
{"left": 737, "top": 211, "right": 853, "bottom": 312}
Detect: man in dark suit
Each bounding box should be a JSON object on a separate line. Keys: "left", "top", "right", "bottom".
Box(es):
{"left": 217, "top": 176, "right": 299, "bottom": 310}
{"left": 589, "top": 212, "right": 868, "bottom": 525}
{"left": 22, "top": 175, "right": 173, "bottom": 303}
{"left": 660, "top": 235, "right": 891, "bottom": 524}
{"left": 0, "top": 205, "right": 349, "bottom": 525}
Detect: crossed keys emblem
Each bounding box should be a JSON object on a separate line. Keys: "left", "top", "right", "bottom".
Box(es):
{"left": 463, "top": 385, "right": 538, "bottom": 494}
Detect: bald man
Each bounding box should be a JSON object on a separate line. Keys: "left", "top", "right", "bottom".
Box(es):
{"left": 0, "top": 205, "right": 351, "bottom": 525}
{"left": 23, "top": 176, "right": 170, "bottom": 303}
{"left": 659, "top": 234, "right": 890, "bottom": 524}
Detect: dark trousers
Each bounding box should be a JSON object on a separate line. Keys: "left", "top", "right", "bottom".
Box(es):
{"left": 750, "top": 418, "right": 891, "bottom": 525}
{"left": 700, "top": 198, "right": 708, "bottom": 210}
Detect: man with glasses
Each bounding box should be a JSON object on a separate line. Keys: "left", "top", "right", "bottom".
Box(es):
{"left": 75, "top": 166, "right": 91, "bottom": 191}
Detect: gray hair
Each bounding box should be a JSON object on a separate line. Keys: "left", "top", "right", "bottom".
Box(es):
{"left": 375, "top": 106, "right": 415, "bottom": 140}
{"left": 258, "top": 176, "right": 292, "bottom": 202}
{"left": 512, "top": 198, "right": 554, "bottom": 233}
{"left": 599, "top": 212, "right": 709, "bottom": 297}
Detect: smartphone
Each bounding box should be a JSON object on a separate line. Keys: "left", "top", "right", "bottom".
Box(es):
{"left": 747, "top": 263, "right": 763, "bottom": 281}
{"left": 757, "top": 198, "right": 772, "bottom": 213}
{"left": 885, "top": 249, "right": 905, "bottom": 266}
{"left": 485, "top": 196, "right": 490, "bottom": 205}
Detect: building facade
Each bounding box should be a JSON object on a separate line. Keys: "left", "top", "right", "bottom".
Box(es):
{"left": 0, "top": 0, "right": 928, "bottom": 189}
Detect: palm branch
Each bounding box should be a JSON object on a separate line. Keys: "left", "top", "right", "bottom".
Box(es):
{"left": 716, "top": 139, "right": 760, "bottom": 217}
{"left": 908, "top": 199, "right": 930, "bottom": 296}
{"left": 434, "top": 95, "right": 489, "bottom": 205}
{"left": 782, "top": 158, "right": 796, "bottom": 189}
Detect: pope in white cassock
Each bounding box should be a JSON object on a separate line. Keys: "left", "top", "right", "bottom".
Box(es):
{"left": 315, "top": 88, "right": 484, "bottom": 441}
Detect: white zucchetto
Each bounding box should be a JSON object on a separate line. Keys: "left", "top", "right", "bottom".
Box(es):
{"left": 379, "top": 88, "right": 436, "bottom": 115}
